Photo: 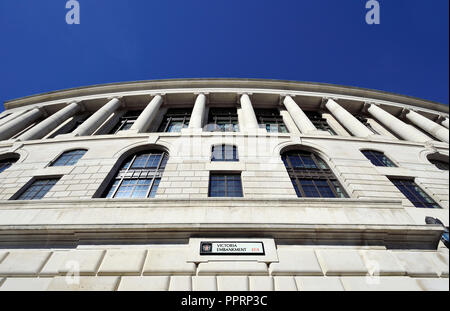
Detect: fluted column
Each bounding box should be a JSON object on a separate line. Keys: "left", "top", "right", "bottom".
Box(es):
{"left": 367, "top": 104, "right": 431, "bottom": 143}
{"left": 283, "top": 96, "right": 317, "bottom": 133}
{"left": 0, "top": 108, "right": 44, "bottom": 141}
{"left": 72, "top": 98, "right": 121, "bottom": 136}
{"left": 129, "top": 95, "right": 163, "bottom": 133}
{"left": 188, "top": 94, "right": 206, "bottom": 129}
{"left": 240, "top": 94, "right": 259, "bottom": 130}
{"left": 441, "top": 118, "right": 449, "bottom": 129}
{"left": 325, "top": 99, "right": 374, "bottom": 138}
{"left": 405, "top": 110, "right": 449, "bottom": 143}
{"left": 17, "top": 102, "right": 82, "bottom": 141}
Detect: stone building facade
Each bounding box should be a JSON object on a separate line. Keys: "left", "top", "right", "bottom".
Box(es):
{"left": 0, "top": 79, "right": 448, "bottom": 291}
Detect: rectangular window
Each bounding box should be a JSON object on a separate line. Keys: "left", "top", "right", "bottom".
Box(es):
{"left": 16, "top": 178, "right": 60, "bottom": 200}
{"left": 254, "top": 109, "right": 289, "bottom": 133}
{"left": 109, "top": 111, "right": 142, "bottom": 134}
{"left": 158, "top": 109, "right": 191, "bottom": 133}
{"left": 305, "top": 112, "right": 336, "bottom": 135}
{"left": 206, "top": 108, "right": 239, "bottom": 132}
{"left": 390, "top": 178, "right": 440, "bottom": 209}
{"left": 356, "top": 116, "right": 380, "bottom": 135}
{"left": 211, "top": 145, "right": 239, "bottom": 162}
{"left": 209, "top": 173, "right": 243, "bottom": 197}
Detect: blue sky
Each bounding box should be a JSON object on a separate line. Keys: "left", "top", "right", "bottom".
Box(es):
{"left": 0, "top": 0, "right": 448, "bottom": 113}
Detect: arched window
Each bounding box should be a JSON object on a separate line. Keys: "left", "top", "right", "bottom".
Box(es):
{"left": 103, "top": 150, "right": 168, "bottom": 199}
{"left": 51, "top": 149, "right": 87, "bottom": 167}
{"left": 427, "top": 153, "right": 449, "bottom": 171}
{"left": 211, "top": 145, "right": 239, "bottom": 162}
{"left": 0, "top": 156, "right": 18, "bottom": 174}
{"left": 282, "top": 150, "right": 347, "bottom": 198}
{"left": 362, "top": 150, "right": 396, "bottom": 167}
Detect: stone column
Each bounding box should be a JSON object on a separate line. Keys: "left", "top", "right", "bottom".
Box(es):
{"left": 325, "top": 99, "right": 374, "bottom": 138}
{"left": 441, "top": 117, "right": 449, "bottom": 129}
{"left": 17, "top": 102, "right": 82, "bottom": 141}
{"left": 240, "top": 94, "right": 259, "bottom": 130}
{"left": 129, "top": 95, "right": 163, "bottom": 133}
{"left": 0, "top": 108, "right": 44, "bottom": 141}
{"left": 283, "top": 96, "right": 317, "bottom": 134}
{"left": 405, "top": 110, "right": 449, "bottom": 143}
{"left": 188, "top": 93, "right": 206, "bottom": 130}
{"left": 367, "top": 104, "right": 431, "bottom": 143}
{"left": 72, "top": 98, "right": 122, "bottom": 136}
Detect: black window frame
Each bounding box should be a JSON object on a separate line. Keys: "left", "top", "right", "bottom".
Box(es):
{"left": 206, "top": 108, "right": 239, "bottom": 132}
{"left": 109, "top": 111, "right": 142, "bottom": 134}
{"left": 305, "top": 112, "right": 337, "bottom": 135}
{"left": 103, "top": 150, "right": 168, "bottom": 199}
{"left": 389, "top": 178, "right": 441, "bottom": 209}
{"left": 211, "top": 145, "right": 239, "bottom": 162}
{"left": 254, "top": 109, "right": 289, "bottom": 133}
{"left": 362, "top": 150, "right": 397, "bottom": 167}
{"left": 14, "top": 178, "right": 60, "bottom": 201}
{"left": 158, "top": 108, "right": 191, "bottom": 133}
{"left": 356, "top": 116, "right": 380, "bottom": 135}
{"left": 51, "top": 149, "right": 87, "bottom": 167}
{"left": 0, "top": 157, "right": 18, "bottom": 174}
{"left": 208, "top": 173, "right": 244, "bottom": 198}
{"left": 282, "top": 150, "right": 348, "bottom": 198}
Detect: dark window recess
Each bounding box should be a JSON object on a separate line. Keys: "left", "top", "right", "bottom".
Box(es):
{"left": 206, "top": 108, "right": 239, "bottom": 132}
{"left": 429, "top": 159, "right": 449, "bottom": 171}
{"left": 362, "top": 150, "right": 397, "bottom": 167}
{"left": 255, "top": 109, "right": 288, "bottom": 133}
{"left": 109, "top": 111, "right": 142, "bottom": 134}
{"left": 0, "top": 158, "right": 18, "bottom": 174}
{"left": 356, "top": 116, "right": 380, "bottom": 135}
{"left": 16, "top": 178, "right": 60, "bottom": 200}
{"left": 158, "top": 109, "right": 191, "bottom": 133}
{"left": 51, "top": 150, "right": 87, "bottom": 167}
{"left": 209, "top": 173, "right": 243, "bottom": 197}
{"left": 390, "top": 178, "right": 440, "bottom": 209}
{"left": 211, "top": 145, "right": 239, "bottom": 162}
{"left": 104, "top": 151, "right": 168, "bottom": 199}
{"left": 282, "top": 150, "right": 347, "bottom": 198}
{"left": 305, "top": 112, "right": 336, "bottom": 135}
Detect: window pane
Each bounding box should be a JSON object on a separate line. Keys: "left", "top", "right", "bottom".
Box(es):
{"left": 17, "top": 178, "right": 60, "bottom": 200}
{"left": 52, "top": 150, "right": 87, "bottom": 167}
{"left": 391, "top": 179, "right": 440, "bottom": 209}
{"left": 209, "top": 174, "right": 243, "bottom": 197}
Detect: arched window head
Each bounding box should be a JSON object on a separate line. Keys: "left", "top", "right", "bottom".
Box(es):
{"left": 427, "top": 153, "right": 449, "bottom": 171}
{"left": 0, "top": 154, "right": 19, "bottom": 174}
{"left": 281, "top": 150, "right": 347, "bottom": 198}
{"left": 51, "top": 149, "right": 87, "bottom": 167}
{"left": 211, "top": 145, "right": 238, "bottom": 162}
{"left": 362, "top": 150, "right": 396, "bottom": 167}
{"left": 103, "top": 150, "right": 168, "bottom": 199}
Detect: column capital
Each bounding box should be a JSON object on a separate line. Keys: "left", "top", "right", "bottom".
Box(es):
{"left": 193, "top": 92, "right": 210, "bottom": 104}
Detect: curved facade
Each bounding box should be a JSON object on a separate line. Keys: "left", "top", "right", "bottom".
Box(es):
{"left": 0, "top": 79, "right": 448, "bottom": 291}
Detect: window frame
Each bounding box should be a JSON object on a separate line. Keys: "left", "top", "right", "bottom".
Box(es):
{"left": 50, "top": 149, "right": 88, "bottom": 167}
{"left": 103, "top": 150, "right": 168, "bottom": 199}
{"left": 282, "top": 150, "right": 348, "bottom": 198}
{"left": 254, "top": 109, "right": 289, "bottom": 133}
{"left": 14, "top": 177, "right": 61, "bottom": 201}
{"left": 208, "top": 173, "right": 244, "bottom": 198}
{"left": 158, "top": 109, "right": 191, "bottom": 133}
{"left": 389, "top": 177, "right": 441, "bottom": 209}
{"left": 305, "top": 112, "right": 337, "bottom": 135}
{"left": 211, "top": 145, "right": 239, "bottom": 162}
{"left": 109, "top": 111, "right": 142, "bottom": 134}
{"left": 361, "top": 150, "right": 397, "bottom": 167}
{"left": 206, "top": 108, "right": 240, "bottom": 132}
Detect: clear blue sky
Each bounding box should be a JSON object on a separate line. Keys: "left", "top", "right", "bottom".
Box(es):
{"left": 0, "top": 0, "right": 448, "bottom": 113}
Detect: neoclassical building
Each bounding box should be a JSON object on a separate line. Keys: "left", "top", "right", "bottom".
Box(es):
{"left": 0, "top": 79, "right": 448, "bottom": 291}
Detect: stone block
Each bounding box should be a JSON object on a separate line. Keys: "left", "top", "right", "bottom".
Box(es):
{"left": 118, "top": 276, "right": 170, "bottom": 291}
{"left": 423, "top": 252, "right": 449, "bottom": 277}
{"left": 98, "top": 249, "right": 146, "bottom": 276}
{"left": 143, "top": 248, "right": 196, "bottom": 276}
{"left": 197, "top": 262, "right": 268, "bottom": 276}
{"left": 47, "top": 276, "right": 120, "bottom": 291}
{"left": 394, "top": 252, "right": 439, "bottom": 277}
{"left": 0, "top": 277, "right": 52, "bottom": 291}
{"left": 360, "top": 250, "right": 406, "bottom": 276}
{"left": 43, "top": 250, "right": 105, "bottom": 276}
{"left": 340, "top": 277, "right": 422, "bottom": 291}
{"left": 217, "top": 276, "right": 249, "bottom": 291}
{"left": 316, "top": 249, "right": 368, "bottom": 276}
{"left": 273, "top": 276, "right": 298, "bottom": 291}
{"left": 169, "top": 276, "right": 192, "bottom": 291}
{"left": 192, "top": 276, "right": 217, "bottom": 291}
{"left": 416, "top": 278, "right": 449, "bottom": 291}
{"left": 295, "top": 277, "right": 344, "bottom": 291}
{"left": 0, "top": 251, "right": 52, "bottom": 276}
{"left": 249, "top": 276, "right": 274, "bottom": 291}
{"left": 269, "top": 248, "right": 323, "bottom": 276}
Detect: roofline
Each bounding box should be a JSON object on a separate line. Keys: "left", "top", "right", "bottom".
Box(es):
{"left": 4, "top": 78, "right": 449, "bottom": 113}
